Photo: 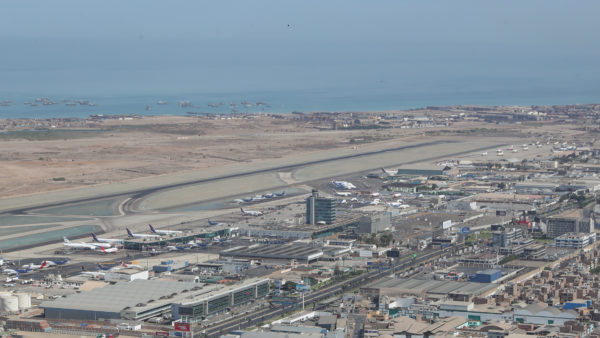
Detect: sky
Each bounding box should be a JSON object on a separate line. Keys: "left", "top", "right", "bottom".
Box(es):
{"left": 2, "top": 1, "right": 599, "bottom": 45}
{"left": 1, "top": 1, "right": 599, "bottom": 104}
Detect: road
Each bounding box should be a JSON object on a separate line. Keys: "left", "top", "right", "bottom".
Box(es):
{"left": 200, "top": 248, "right": 447, "bottom": 337}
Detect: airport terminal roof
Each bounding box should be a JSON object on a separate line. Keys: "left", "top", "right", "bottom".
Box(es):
{"left": 221, "top": 244, "right": 323, "bottom": 261}
{"left": 364, "top": 277, "right": 496, "bottom": 297}
{"left": 40, "top": 279, "right": 197, "bottom": 313}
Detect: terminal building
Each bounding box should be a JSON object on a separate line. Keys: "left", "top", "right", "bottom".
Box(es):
{"left": 220, "top": 244, "right": 323, "bottom": 264}
{"left": 306, "top": 189, "right": 336, "bottom": 225}
{"left": 40, "top": 278, "right": 269, "bottom": 322}
{"left": 175, "top": 279, "right": 270, "bottom": 323}
{"left": 123, "top": 227, "right": 236, "bottom": 250}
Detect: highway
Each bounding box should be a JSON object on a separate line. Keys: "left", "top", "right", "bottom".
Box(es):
{"left": 200, "top": 248, "right": 447, "bottom": 337}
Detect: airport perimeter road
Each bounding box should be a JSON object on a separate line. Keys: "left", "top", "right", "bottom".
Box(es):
{"left": 200, "top": 249, "right": 446, "bottom": 337}
{"left": 0, "top": 139, "right": 504, "bottom": 214}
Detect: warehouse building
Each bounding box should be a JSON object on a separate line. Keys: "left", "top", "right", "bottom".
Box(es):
{"left": 469, "top": 269, "right": 502, "bottom": 283}
{"left": 360, "top": 277, "right": 496, "bottom": 304}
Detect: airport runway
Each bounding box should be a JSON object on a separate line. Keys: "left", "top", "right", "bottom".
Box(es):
{"left": 0, "top": 138, "right": 502, "bottom": 214}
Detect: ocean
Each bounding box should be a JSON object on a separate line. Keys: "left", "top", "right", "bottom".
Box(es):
{"left": 0, "top": 38, "right": 599, "bottom": 119}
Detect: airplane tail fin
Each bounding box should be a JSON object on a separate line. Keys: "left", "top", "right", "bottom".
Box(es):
{"left": 240, "top": 207, "right": 244, "bottom": 213}
{"left": 63, "top": 237, "right": 70, "bottom": 243}
{"left": 91, "top": 233, "right": 99, "bottom": 242}
{"left": 40, "top": 261, "right": 47, "bottom": 269}
{"left": 149, "top": 224, "right": 156, "bottom": 233}
{"left": 101, "top": 246, "right": 106, "bottom": 253}
{"left": 126, "top": 228, "right": 133, "bottom": 237}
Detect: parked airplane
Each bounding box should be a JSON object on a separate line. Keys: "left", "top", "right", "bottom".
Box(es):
{"left": 208, "top": 219, "right": 226, "bottom": 226}
{"left": 232, "top": 199, "right": 245, "bottom": 204}
{"left": 330, "top": 180, "right": 356, "bottom": 190}
{"left": 97, "top": 263, "right": 119, "bottom": 271}
{"left": 63, "top": 237, "right": 97, "bottom": 250}
{"left": 2, "top": 269, "right": 18, "bottom": 275}
{"left": 81, "top": 271, "right": 106, "bottom": 278}
{"left": 119, "top": 261, "right": 143, "bottom": 269}
{"left": 91, "top": 233, "right": 123, "bottom": 245}
{"left": 167, "top": 245, "right": 187, "bottom": 251}
{"left": 15, "top": 267, "right": 30, "bottom": 274}
{"left": 369, "top": 199, "right": 381, "bottom": 205}
{"left": 22, "top": 261, "right": 47, "bottom": 270}
{"left": 100, "top": 246, "right": 119, "bottom": 254}
{"left": 126, "top": 228, "right": 161, "bottom": 239}
{"left": 334, "top": 190, "right": 352, "bottom": 197}
{"left": 148, "top": 224, "right": 182, "bottom": 236}
{"left": 381, "top": 168, "right": 396, "bottom": 176}
{"left": 46, "top": 258, "right": 69, "bottom": 266}
{"left": 241, "top": 208, "right": 263, "bottom": 216}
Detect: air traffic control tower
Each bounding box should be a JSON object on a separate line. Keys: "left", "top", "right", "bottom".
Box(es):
{"left": 306, "top": 189, "right": 336, "bottom": 225}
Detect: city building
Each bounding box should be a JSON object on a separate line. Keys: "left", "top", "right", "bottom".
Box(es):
{"left": 546, "top": 209, "right": 592, "bottom": 238}
{"left": 357, "top": 212, "right": 392, "bottom": 234}
{"left": 492, "top": 227, "right": 524, "bottom": 248}
{"left": 554, "top": 232, "right": 597, "bottom": 249}
{"left": 306, "top": 190, "right": 336, "bottom": 225}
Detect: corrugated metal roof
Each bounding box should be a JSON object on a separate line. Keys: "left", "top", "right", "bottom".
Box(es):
{"left": 40, "top": 280, "right": 195, "bottom": 313}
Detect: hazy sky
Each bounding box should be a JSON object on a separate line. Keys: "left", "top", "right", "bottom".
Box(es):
{"left": 2, "top": 1, "right": 599, "bottom": 44}
{"left": 1, "top": 1, "right": 600, "bottom": 100}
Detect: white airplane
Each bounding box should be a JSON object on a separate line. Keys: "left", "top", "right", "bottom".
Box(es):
{"left": 208, "top": 219, "right": 226, "bottom": 226}
{"left": 119, "top": 261, "right": 143, "bottom": 269}
{"left": 330, "top": 180, "right": 356, "bottom": 190}
{"left": 100, "top": 246, "right": 118, "bottom": 254}
{"left": 91, "top": 233, "right": 122, "bottom": 245}
{"left": 232, "top": 199, "right": 245, "bottom": 204}
{"left": 63, "top": 237, "right": 97, "bottom": 250}
{"left": 81, "top": 271, "right": 105, "bottom": 278}
{"left": 369, "top": 192, "right": 380, "bottom": 197}
{"left": 149, "top": 224, "right": 182, "bottom": 236}
{"left": 22, "top": 261, "right": 47, "bottom": 270}
{"left": 126, "top": 228, "right": 161, "bottom": 239}
{"left": 370, "top": 199, "right": 381, "bottom": 205}
{"left": 240, "top": 208, "right": 263, "bottom": 216}
{"left": 481, "top": 152, "right": 488, "bottom": 156}
{"left": 381, "top": 168, "right": 396, "bottom": 176}
{"left": 334, "top": 190, "right": 352, "bottom": 197}
{"left": 2, "top": 269, "right": 18, "bottom": 276}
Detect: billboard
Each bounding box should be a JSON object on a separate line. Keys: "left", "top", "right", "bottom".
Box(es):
{"left": 359, "top": 250, "right": 373, "bottom": 258}
{"left": 442, "top": 220, "right": 452, "bottom": 229}
{"left": 174, "top": 322, "right": 191, "bottom": 332}
{"left": 296, "top": 283, "right": 311, "bottom": 292}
